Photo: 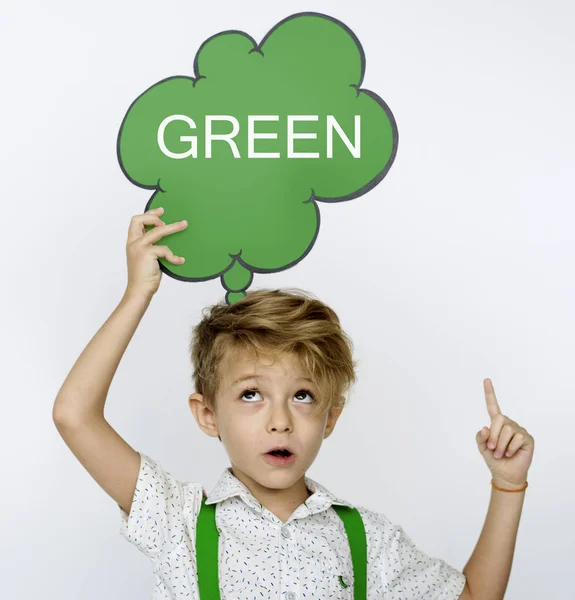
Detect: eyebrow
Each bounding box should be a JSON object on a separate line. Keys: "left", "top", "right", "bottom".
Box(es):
{"left": 231, "top": 374, "right": 314, "bottom": 386}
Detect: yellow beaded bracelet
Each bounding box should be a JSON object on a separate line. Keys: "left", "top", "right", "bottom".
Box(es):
{"left": 491, "top": 479, "right": 528, "bottom": 492}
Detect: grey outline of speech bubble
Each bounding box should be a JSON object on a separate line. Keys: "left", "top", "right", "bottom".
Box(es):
{"left": 116, "top": 12, "right": 399, "bottom": 294}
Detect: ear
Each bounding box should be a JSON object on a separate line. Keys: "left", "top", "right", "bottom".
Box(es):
{"left": 188, "top": 392, "right": 220, "bottom": 439}
{"left": 323, "top": 405, "right": 344, "bottom": 440}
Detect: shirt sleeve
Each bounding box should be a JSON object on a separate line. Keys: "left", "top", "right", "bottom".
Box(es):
{"left": 118, "top": 452, "right": 187, "bottom": 560}
{"left": 362, "top": 507, "right": 467, "bottom": 600}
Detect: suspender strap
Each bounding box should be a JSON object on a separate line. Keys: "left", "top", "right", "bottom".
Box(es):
{"left": 332, "top": 504, "right": 367, "bottom": 600}
{"left": 196, "top": 497, "right": 220, "bottom": 599}
{"left": 196, "top": 496, "right": 367, "bottom": 599}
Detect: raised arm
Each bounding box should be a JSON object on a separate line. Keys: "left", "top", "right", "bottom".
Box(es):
{"left": 52, "top": 207, "right": 188, "bottom": 515}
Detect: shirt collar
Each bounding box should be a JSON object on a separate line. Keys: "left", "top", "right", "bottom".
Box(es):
{"left": 204, "top": 467, "right": 355, "bottom": 517}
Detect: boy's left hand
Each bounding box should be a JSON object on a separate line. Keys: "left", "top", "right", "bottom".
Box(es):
{"left": 476, "top": 378, "right": 534, "bottom": 490}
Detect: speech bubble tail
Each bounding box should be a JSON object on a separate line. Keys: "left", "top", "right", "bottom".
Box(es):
{"left": 222, "top": 260, "right": 253, "bottom": 305}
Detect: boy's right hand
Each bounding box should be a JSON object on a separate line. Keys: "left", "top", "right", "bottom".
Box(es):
{"left": 125, "top": 207, "right": 188, "bottom": 298}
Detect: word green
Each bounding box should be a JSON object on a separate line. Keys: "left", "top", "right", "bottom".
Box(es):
{"left": 157, "top": 114, "right": 361, "bottom": 159}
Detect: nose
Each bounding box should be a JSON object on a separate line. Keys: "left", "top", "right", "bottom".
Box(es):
{"left": 268, "top": 400, "right": 293, "bottom": 432}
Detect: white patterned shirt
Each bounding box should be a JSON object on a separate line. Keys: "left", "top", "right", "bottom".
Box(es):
{"left": 119, "top": 452, "right": 467, "bottom": 599}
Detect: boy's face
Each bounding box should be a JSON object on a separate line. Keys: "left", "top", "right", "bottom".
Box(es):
{"left": 188, "top": 345, "right": 343, "bottom": 514}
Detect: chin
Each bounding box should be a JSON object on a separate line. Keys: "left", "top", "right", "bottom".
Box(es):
{"left": 234, "top": 459, "right": 302, "bottom": 486}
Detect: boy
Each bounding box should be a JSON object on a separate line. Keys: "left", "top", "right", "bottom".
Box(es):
{"left": 53, "top": 207, "right": 534, "bottom": 599}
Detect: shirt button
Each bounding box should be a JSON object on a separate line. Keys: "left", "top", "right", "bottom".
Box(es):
{"left": 341, "top": 576, "right": 350, "bottom": 586}
{"left": 286, "top": 592, "right": 297, "bottom": 600}
{"left": 281, "top": 527, "right": 291, "bottom": 538}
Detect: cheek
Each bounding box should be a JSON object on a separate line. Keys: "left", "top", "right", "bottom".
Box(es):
{"left": 221, "top": 414, "right": 258, "bottom": 444}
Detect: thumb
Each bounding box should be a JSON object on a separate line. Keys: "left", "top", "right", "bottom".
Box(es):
{"left": 476, "top": 426, "right": 489, "bottom": 453}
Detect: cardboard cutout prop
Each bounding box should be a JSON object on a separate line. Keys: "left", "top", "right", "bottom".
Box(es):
{"left": 117, "top": 12, "right": 398, "bottom": 305}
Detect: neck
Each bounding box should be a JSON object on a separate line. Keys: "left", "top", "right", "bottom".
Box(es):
{"left": 230, "top": 465, "right": 312, "bottom": 522}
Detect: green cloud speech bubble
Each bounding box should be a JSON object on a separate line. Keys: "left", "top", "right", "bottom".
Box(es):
{"left": 117, "top": 12, "right": 398, "bottom": 305}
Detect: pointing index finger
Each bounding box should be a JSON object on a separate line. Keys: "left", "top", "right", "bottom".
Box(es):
{"left": 484, "top": 378, "right": 502, "bottom": 418}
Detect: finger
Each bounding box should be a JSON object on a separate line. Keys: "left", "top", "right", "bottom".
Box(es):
{"left": 493, "top": 423, "right": 515, "bottom": 458}
{"left": 141, "top": 218, "right": 188, "bottom": 245}
{"left": 127, "top": 211, "right": 165, "bottom": 244}
{"left": 151, "top": 245, "right": 185, "bottom": 264}
{"left": 484, "top": 378, "right": 502, "bottom": 419}
{"left": 487, "top": 413, "right": 507, "bottom": 451}
{"left": 476, "top": 426, "right": 490, "bottom": 452}
{"left": 504, "top": 431, "right": 526, "bottom": 457}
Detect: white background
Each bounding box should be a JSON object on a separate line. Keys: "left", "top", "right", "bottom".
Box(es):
{"left": 2, "top": 0, "right": 573, "bottom": 598}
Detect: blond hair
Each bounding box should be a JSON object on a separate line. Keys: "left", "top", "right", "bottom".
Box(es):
{"left": 189, "top": 288, "right": 357, "bottom": 418}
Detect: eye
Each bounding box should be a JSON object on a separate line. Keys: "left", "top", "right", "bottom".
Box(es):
{"left": 239, "top": 388, "right": 262, "bottom": 402}
{"left": 294, "top": 389, "right": 316, "bottom": 403}
{"left": 238, "top": 388, "right": 316, "bottom": 403}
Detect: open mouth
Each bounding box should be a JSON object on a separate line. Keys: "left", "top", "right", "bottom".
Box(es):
{"left": 264, "top": 449, "right": 296, "bottom": 466}
{"left": 267, "top": 449, "right": 292, "bottom": 457}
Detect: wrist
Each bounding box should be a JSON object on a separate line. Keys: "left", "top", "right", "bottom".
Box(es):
{"left": 123, "top": 287, "right": 155, "bottom": 305}
{"left": 491, "top": 477, "right": 528, "bottom": 492}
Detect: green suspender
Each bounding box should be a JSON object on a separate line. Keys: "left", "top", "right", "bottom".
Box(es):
{"left": 196, "top": 497, "right": 221, "bottom": 599}
{"left": 196, "top": 496, "right": 367, "bottom": 599}
{"left": 332, "top": 504, "right": 367, "bottom": 599}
